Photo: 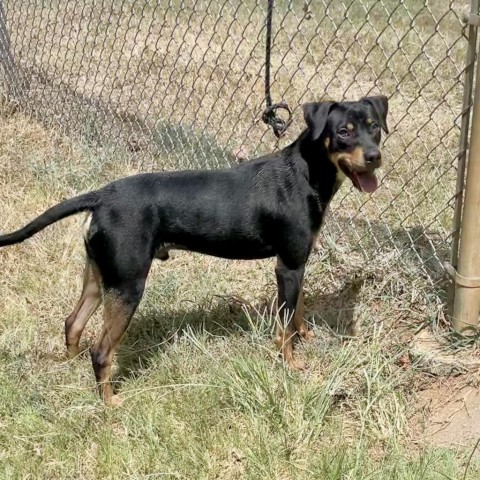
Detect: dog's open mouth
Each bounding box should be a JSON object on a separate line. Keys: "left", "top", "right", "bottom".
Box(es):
{"left": 339, "top": 161, "right": 378, "bottom": 193}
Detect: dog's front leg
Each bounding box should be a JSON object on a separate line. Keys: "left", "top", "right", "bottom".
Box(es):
{"left": 293, "top": 285, "right": 315, "bottom": 341}
{"left": 274, "top": 258, "right": 306, "bottom": 370}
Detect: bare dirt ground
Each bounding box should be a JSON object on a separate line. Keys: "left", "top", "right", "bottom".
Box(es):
{"left": 413, "top": 377, "right": 480, "bottom": 453}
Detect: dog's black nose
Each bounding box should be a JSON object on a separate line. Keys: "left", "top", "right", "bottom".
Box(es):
{"left": 365, "top": 149, "right": 381, "bottom": 164}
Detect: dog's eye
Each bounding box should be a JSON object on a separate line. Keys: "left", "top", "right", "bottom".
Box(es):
{"left": 370, "top": 122, "right": 379, "bottom": 132}
{"left": 337, "top": 128, "right": 350, "bottom": 138}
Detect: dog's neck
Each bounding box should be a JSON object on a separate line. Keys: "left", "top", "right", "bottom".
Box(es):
{"left": 289, "top": 129, "right": 344, "bottom": 207}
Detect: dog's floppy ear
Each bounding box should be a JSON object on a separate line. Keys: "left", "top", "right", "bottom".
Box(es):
{"left": 302, "top": 102, "right": 336, "bottom": 141}
{"left": 361, "top": 95, "right": 389, "bottom": 134}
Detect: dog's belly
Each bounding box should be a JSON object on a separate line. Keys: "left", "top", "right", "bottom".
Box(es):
{"left": 155, "top": 240, "right": 275, "bottom": 261}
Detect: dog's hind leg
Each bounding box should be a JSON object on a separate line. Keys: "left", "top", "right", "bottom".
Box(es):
{"left": 65, "top": 258, "right": 102, "bottom": 359}
{"left": 89, "top": 262, "right": 150, "bottom": 406}
{"left": 90, "top": 292, "right": 137, "bottom": 406}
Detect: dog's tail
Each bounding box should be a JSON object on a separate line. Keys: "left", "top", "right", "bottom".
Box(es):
{"left": 0, "top": 191, "right": 99, "bottom": 247}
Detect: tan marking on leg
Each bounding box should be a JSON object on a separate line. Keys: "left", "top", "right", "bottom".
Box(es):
{"left": 293, "top": 288, "right": 305, "bottom": 333}
{"left": 293, "top": 285, "right": 315, "bottom": 342}
{"left": 82, "top": 213, "right": 92, "bottom": 241}
{"left": 274, "top": 311, "right": 306, "bottom": 371}
{"left": 91, "top": 294, "right": 133, "bottom": 406}
{"left": 274, "top": 256, "right": 308, "bottom": 370}
{"left": 274, "top": 323, "right": 295, "bottom": 367}
{"left": 65, "top": 259, "right": 102, "bottom": 359}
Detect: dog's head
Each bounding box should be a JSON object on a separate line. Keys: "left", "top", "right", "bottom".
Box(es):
{"left": 303, "top": 96, "right": 388, "bottom": 193}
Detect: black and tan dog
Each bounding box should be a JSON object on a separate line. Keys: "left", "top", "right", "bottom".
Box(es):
{"left": 0, "top": 96, "right": 388, "bottom": 405}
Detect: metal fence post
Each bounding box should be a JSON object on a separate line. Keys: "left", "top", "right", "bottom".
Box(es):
{"left": 451, "top": 9, "right": 480, "bottom": 333}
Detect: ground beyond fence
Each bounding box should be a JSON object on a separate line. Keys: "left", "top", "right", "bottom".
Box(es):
{"left": 0, "top": 0, "right": 471, "bottom": 318}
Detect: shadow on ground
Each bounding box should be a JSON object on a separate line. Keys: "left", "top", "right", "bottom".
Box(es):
{"left": 114, "top": 298, "right": 254, "bottom": 384}
{"left": 11, "top": 65, "right": 232, "bottom": 171}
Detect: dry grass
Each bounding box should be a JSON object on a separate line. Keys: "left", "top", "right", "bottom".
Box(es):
{"left": 0, "top": 0, "right": 478, "bottom": 478}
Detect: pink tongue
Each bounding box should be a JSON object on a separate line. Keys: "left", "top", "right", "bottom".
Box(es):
{"left": 353, "top": 171, "right": 378, "bottom": 193}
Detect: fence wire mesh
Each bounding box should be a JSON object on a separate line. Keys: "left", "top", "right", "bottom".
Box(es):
{"left": 0, "top": 0, "right": 471, "bottom": 309}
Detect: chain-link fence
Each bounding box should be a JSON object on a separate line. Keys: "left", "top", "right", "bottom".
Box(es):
{"left": 0, "top": 0, "right": 471, "bottom": 312}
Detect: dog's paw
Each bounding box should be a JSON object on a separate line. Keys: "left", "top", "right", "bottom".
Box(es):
{"left": 301, "top": 329, "right": 316, "bottom": 342}
{"left": 287, "top": 358, "right": 308, "bottom": 372}
{"left": 66, "top": 346, "right": 80, "bottom": 360}
{"left": 106, "top": 394, "right": 124, "bottom": 407}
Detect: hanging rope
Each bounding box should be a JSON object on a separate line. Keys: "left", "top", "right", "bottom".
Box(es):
{"left": 261, "top": 0, "right": 292, "bottom": 138}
